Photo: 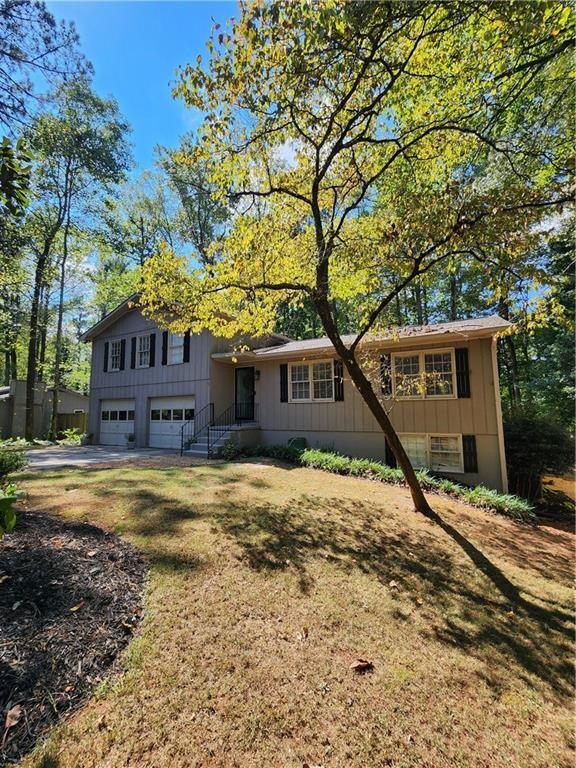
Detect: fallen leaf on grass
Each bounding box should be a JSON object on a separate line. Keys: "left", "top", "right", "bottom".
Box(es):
{"left": 87, "top": 550, "right": 97, "bottom": 558}
{"left": 350, "top": 658, "right": 374, "bottom": 674}
{"left": 0, "top": 575, "right": 11, "bottom": 585}
{"left": 4, "top": 704, "right": 22, "bottom": 729}
{"left": 69, "top": 601, "right": 84, "bottom": 612}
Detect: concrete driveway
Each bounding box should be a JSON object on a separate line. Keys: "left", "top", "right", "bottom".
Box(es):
{"left": 25, "top": 445, "right": 179, "bottom": 471}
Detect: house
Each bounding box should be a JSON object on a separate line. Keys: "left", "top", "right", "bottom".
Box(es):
{"left": 0, "top": 380, "right": 89, "bottom": 439}
{"left": 81, "top": 297, "right": 510, "bottom": 491}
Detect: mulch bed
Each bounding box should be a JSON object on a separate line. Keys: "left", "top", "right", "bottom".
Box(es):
{"left": 0, "top": 511, "right": 147, "bottom": 765}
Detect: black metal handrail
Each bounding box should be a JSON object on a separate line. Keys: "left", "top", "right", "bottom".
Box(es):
{"left": 207, "top": 402, "right": 259, "bottom": 457}
{"left": 180, "top": 402, "right": 214, "bottom": 455}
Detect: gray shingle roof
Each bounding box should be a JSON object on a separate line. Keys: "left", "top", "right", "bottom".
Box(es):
{"left": 237, "top": 315, "right": 510, "bottom": 359}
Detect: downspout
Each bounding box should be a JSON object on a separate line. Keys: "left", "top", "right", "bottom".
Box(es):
{"left": 491, "top": 336, "right": 508, "bottom": 493}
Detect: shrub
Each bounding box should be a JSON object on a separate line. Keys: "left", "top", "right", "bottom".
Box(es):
{"left": 0, "top": 448, "right": 27, "bottom": 480}
{"left": 59, "top": 427, "right": 82, "bottom": 445}
{"left": 236, "top": 442, "right": 534, "bottom": 521}
{"left": 300, "top": 448, "right": 351, "bottom": 473}
{"left": 265, "top": 444, "right": 304, "bottom": 462}
{"left": 461, "top": 485, "right": 534, "bottom": 521}
{"left": 0, "top": 483, "right": 18, "bottom": 536}
{"left": 504, "top": 415, "right": 573, "bottom": 500}
{"left": 220, "top": 437, "right": 240, "bottom": 460}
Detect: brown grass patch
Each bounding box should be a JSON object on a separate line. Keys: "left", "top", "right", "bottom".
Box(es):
{"left": 14, "top": 459, "right": 575, "bottom": 768}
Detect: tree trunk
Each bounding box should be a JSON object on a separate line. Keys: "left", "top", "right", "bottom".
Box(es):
{"left": 3, "top": 350, "right": 10, "bottom": 386}
{"left": 49, "top": 203, "right": 72, "bottom": 440}
{"left": 449, "top": 275, "right": 458, "bottom": 321}
{"left": 414, "top": 284, "right": 424, "bottom": 325}
{"left": 395, "top": 294, "right": 403, "bottom": 325}
{"left": 314, "top": 294, "right": 433, "bottom": 516}
{"left": 25, "top": 248, "right": 50, "bottom": 440}
{"left": 37, "top": 285, "right": 49, "bottom": 382}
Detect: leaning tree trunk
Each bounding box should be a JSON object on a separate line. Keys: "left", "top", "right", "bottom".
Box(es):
{"left": 314, "top": 294, "right": 433, "bottom": 516}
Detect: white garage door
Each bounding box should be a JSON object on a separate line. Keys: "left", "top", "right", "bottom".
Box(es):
{"left": 148, "top": 396, "right": 195, "bottom": 449}
{"left": 100, "top": 399, "right": 135, "bottom": 446}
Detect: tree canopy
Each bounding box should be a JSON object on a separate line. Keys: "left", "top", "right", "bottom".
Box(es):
{"left": 140, "top": 0, "right": 574, "bottom": 512}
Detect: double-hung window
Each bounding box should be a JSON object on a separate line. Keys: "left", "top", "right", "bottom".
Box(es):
{"left": 312, "top": 361, "right": 333, "bottom": 400}
{"left": 109, "top": 340, "right": 122, "bottom": 372}
{"left": 429, "top": 435, "right": 462, "bottom": 472}
{"left": 424, "top": 352, "right": 454, "bottom": 396}
{"left": 290, "top": 364, "right": 310, "bottom": 401}
{"left": 392, "top": 348, "right": 455, "bottom": 399}
{"left": 137, "top": 334, "right": 150, "bottom": 368}
{"left": 400, "top": 433, "right": 463, "bottom": 473}
{"left": 168, "top": 333, "right": 184, "bottom": 365}
{"left": 290, "top": 361, "right": 334, "bottom": 402}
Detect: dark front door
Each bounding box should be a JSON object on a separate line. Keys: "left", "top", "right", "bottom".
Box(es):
{"left": 235, "top": 367, "right": 255, "bottom": 421}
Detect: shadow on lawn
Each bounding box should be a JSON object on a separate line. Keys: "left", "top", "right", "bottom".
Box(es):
{"left": 216, "top": 495, "right": 574, "bottom": 700}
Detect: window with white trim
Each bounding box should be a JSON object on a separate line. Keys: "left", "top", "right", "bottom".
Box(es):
{"left": 137, "top": 334, "right": 150, "bottom": 368}
{"left": 109, "top": 340, "right": 122, "bottom": 372}
{"left": 429, "top": 435, "right": 462, "bottom": 472}
{"left": 312, "top": 361, "right": 333, "bottom": 400}
{"left": 290, "top": 364, "right": 310, "bottom": 401}
{"left": 290, "top": 360, "right": 334, "bottom": 402}
{"left": 400, "top": 433, "right": 464, "bottom": 473}
{"left": 168, "top": 333, "right": 184, "bottom": 365}
{"left": 401, "top": 435, "right": 428, "bottom": 468}
{"left": 392, "top": 348, "right": 455, "bottom": 399}
{"left": 424, "top": 352, "right": 454, "bottom": 396}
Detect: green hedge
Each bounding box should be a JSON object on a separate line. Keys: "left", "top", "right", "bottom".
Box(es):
{"left": 240, "top": 445, "right": 535, "bottom": 522}
{"left": 0, "top": 448, "right": 27, "bottom": 481}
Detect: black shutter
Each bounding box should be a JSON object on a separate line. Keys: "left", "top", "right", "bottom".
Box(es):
{"left": 119, "top": 339, "right": 126, "bottom": 371}
{"left": 130, "top": 337, "right": 137, "bottom": 369}
{"left": 149, "top": 333, "right": 156, "bottom": 367}
{"left": 280, "top": 363, "right": 288, "bottom": 402}
{"left": 334, "top": 359, "right": 344, "bottom": 401}
{"left": 103, "top": 341, "right": 109, "bottom": 372}
{"left": 161, "top": 331, "right": 168, "bottom": 365}
{"left": 455, "top": 348, "right": 471, "bottom": 398}
{"left": 183, "top": 331, "right": 191, "bottom": 363}
{"left": 380, "top": 353, "right": 392, "bottom": 396}
{"left": 384, "top": 438, "right": 397, "bottom": 468}
{"left": 462, "top": 435, "right": 478, "bottom": 473}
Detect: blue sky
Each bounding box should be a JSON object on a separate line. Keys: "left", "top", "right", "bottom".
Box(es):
{"left": 47, "top": 1, "right": 235, "bottom": 172}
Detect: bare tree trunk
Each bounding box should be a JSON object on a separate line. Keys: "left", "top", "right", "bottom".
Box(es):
{"left": 25, "top": 248, "right": 50, "bottom": 440}
{"left": 49, "top": 202, "right": 72, "bottom": 440}
{"left": 414, "top": 283, "right": 424, "bottom": 325}
{"left": 314, "top": 293, "right": 433, "bottom": 516}
{"left": 395, "top": 294, "right": 403, "bottom": 325}
{"left": 37, "top": 285, "right": 49, "bottom": 382}
{"left": 449, "top": 275, "right": 458, "bottom": 321}
{"left": 498, "top": 296, "right": 521, "bottom": 410}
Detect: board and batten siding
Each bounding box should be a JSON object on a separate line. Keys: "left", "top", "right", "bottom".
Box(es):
{"left": 249, "top": 336, "right": 504, "bottom": 490}
{"left": 88, "top": 309, "right": 217, "bottom": 448}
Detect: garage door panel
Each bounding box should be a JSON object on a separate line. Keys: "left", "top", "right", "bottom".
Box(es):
{"left": 100, "top": 399, "right": 135, "bottom": 446}
{"left": 149, "top": 396, "right": 195, "bottom": 449}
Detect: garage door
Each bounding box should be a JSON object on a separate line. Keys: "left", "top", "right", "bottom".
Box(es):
{"left": 148, "top": 396, "right": 195, "bottom": 449}
{"left": 100, "top": 399, "right": 135, "bottom": 446}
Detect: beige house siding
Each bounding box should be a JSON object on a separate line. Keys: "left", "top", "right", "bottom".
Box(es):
{"left": 227, "top": 336, "right": 505, "bottom": 491}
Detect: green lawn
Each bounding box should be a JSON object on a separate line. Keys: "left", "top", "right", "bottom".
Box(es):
{"left": 17, "top": 458, "right": 574, "bottom": 768}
